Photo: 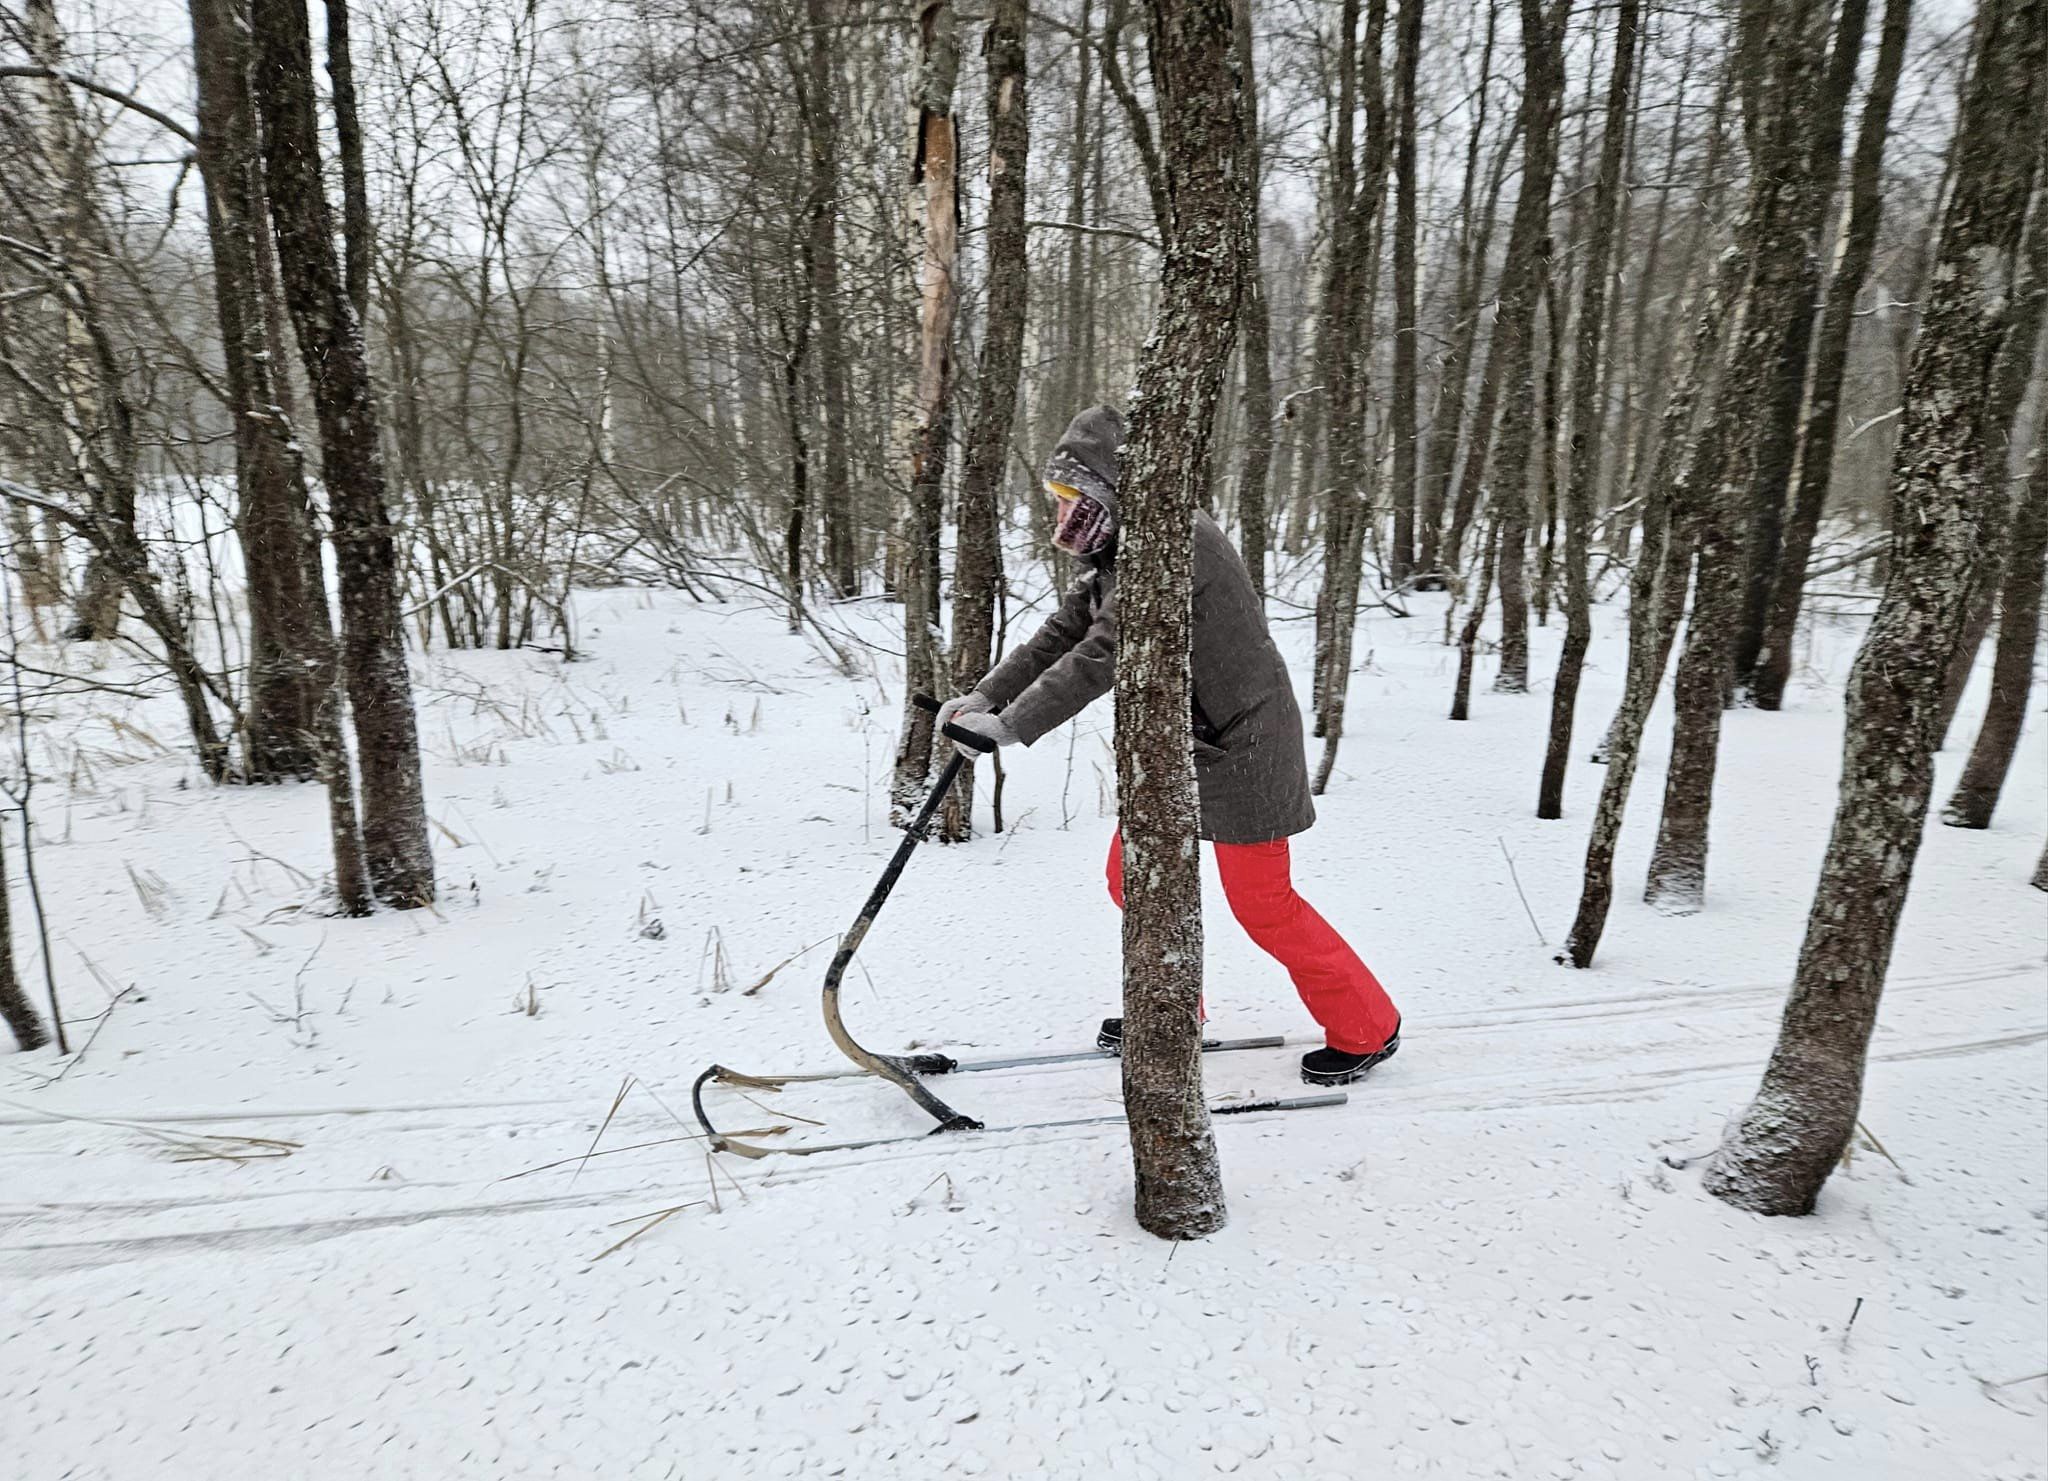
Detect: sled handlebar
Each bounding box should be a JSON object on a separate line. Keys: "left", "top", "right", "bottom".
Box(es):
{"left": 911, "top": 691, "right": 999, "bottom": 754}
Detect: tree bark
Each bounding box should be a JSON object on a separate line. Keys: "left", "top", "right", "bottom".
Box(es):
{"left": 0, "top": 829, "right": 48, "bottom": 1052}
{"left": 23, "top": 0, "right": 128, "bottom": 643}
{"left": 1645, "top": 0, "right": 1833, "bottom": 914}
{"left": 1420, "top": 5, "right": 1504, "bottom": 582}
{"left": 891, "top": 0, "right": 962, "bottom": 823}
{"left": 1117, "top": 0, "right": 1245, "bottom": 1241}
{"left": 1537, "top": 0, "right": 1637, "bottom": 819}
{"left": 322, "top": 0, "right": 370, "bottom": 323}
{"left": 1311, "top": 0, "right": 1390, "bottom": 788}
{"left": 1561, "top": 247, "right": 1738, "bottom": 967}
{"left": 1232, "top": 0, "right": 1273, "bottom": 602}
{"left": 803, "top": 0, "right": 858, "bottom": 600}
{"left": 1704, "top": 0, "right": 2045, "bottom": 1217}
{"left": 1748, "top": 0, "right": 1911, "bottom": 712}
{"left": 1932, "top": 185, "right": 2048, "bottom": 745}
{"left": 1486, "top": 0, "right": 1569, "bottom": 696}
{"left": 1386, "top": 0, "right": 1423, "bottom": 584}
{"left": 1942, "top": 447, "right": 2047, "bottom": 828}
{"left": 190, "top": 0, "right": 370, "bottom": 911}
{"left": 1310, "top": 0, "right": 1370, "bottom": 738}
{"left": 251, "top": 0, "right": 435, "bottom": 907}
{"left": 1730, "top": 0, "right": 1870, "bottom": 692}
{"left": 943, "top": 0, "right": 1028, "bottom": 842}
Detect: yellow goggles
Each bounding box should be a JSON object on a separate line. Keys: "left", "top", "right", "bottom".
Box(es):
{"left": 1045, "top": 480, "right": 1081, "bottom": 503}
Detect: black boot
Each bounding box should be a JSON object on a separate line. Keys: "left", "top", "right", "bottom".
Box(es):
{"left": 1300, "top": 1021, "right": 1401, "bottom": 1086}
{"left": 1098, "top": 1017, "right": 1225, "bottom": 1055}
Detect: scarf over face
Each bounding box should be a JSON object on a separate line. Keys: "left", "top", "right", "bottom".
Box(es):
{"left": 1041, "top": 405, "right": 1127, "bottom": 562}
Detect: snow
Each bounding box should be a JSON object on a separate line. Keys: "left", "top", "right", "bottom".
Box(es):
{"left": 3, "top": 566, "right": 2044, "bottom": 1479}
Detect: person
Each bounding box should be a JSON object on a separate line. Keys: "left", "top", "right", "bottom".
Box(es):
{"left": 940, "top": 406, "right": 1402, "bottom": 1087}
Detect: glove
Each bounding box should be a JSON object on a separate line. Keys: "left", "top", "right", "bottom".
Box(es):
{"left": 935, "top": 690, "right": 994, "bottom": 731}
{"left": 945, "top": 709, "right": 1017, "bottom": 759}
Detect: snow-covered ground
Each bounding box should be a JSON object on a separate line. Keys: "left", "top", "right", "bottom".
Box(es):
{"left": 3, "top": 565, "right": 2044, "bottom": 1479}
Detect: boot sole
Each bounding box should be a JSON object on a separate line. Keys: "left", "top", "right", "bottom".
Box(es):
{"left": 1300, "top": 1037, "right": 1401, "bottom": 1086}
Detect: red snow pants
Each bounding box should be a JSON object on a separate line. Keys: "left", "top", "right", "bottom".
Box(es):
{"left": 1106, "top": 829, "right": 1400, "bottom": 1056}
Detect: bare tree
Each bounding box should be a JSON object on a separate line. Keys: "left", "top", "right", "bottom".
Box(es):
{"left": 1559, "top": 243, "right": 1741, "bottom": 967}
{"left": 1644, "top": 0, "right": 1835, "bottom": 914}
{"left": 1730, "top": 0, "right": 1872, "bottom": 693}
{"left": 1479, "top": 0, "right": 1568, "bottom": 697}
{"left": 803, "top": 0, "right": 857, "bottom": 600}
{"left": 1386, "top": 0, "right": 1423, "bottom": 584}
{"left": 1232, "top": 0, "right": 1273, "bottom": 601}
{"left": 0, "top": 826, "right": 45, "bottom": 1051}
{"left": 1942, "top": 446, "right": 2047, "bottom": 829}
{"left": 890, "top": 0, "right": 961, "bottom": 822}
{"left": 943, "top": 0, "right": 1029, "bottom": 841}
{"left": 1309, "top": 0, "right": 1389, "bottom": 790}
{"left": 1704, "top": 0, "right": 2045, "bottom": 1217}
{"left": 251, "top": 0, "right": 435, "bottom": 906}
{"left": 1418, "top": 2, "right": 1503, "bottom": 583}
{"left": 1536, "top": 0, "right": 1637, "bottom": 820}
{"left": 188, "top": 0, "right": 370, "bottom": 910}
{"left": 1748, "top": 0, "right": 1912, "bottom": 711}
{"left": 1117, "top": 0, "right": 1246, "bottom": 1241}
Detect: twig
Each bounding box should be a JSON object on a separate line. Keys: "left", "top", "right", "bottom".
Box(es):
{"left": 1499, "top": 837, "right": 1548, "bottom": 945}
{"left": 572, "top": 1076, "right": 635, "bottom": 1186}
{"left": 593, "top": 1200, "right": 706, "bottom": 1261}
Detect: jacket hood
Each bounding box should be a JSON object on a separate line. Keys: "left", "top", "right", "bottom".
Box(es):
{"left": 1041, "top": 405, "right": 1127, "bottom": 519}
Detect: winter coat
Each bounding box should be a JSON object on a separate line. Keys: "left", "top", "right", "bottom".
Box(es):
{"left": 976, "top": 407, "right": 1316, "bottom": 845}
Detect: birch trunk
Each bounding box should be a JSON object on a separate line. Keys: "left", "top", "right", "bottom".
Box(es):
{"left": 891, "top": 0, "right": 961, "bottom": 823}
{"left": 943, "top": 0, "right": 1028, "bottom": 841}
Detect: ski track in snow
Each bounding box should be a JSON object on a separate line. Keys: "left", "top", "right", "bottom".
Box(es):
{"left": 3, "top": 581, "right": 2044, "bottom": 1480}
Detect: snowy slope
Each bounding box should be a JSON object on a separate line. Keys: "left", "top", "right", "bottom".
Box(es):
{"left": 2, "top": 576, "right": 2043, "bottom": 1480}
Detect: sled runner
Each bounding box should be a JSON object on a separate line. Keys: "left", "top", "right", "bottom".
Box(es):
{"left": 689, "top": 694, "right": 1347, "bottom": 1158}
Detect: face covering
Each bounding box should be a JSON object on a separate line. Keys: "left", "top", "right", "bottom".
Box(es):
{"left": 1051, "top": 487, "right": 1115, "bottom": 557}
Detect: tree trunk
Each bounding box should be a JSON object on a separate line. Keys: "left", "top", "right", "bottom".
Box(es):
{"left": 0, "top": 829, "right": 48, "bottom": 1052}
{"left": 190, "top": 0, "right": 370, "bottom": 911}
{"left": 891, "top": 0, "right": 962, "bottom": 823}
{"left": 1232, "top": 0, "right": 1273, "bottom": 602}
{"left": 1386, "top": 0, "right": 1423, "bottom": 584}
{"left": 1117, "top": 0, "right": 1245, "bottom": 1241}
{"left": 1481, "top": 0, "right": 1568, "bottom": 696}
{"left": 322, "top": 0, "right": 370, "bottom": 322}
{"left": 23, "top": 0, "right": 128, "bottom": 643}
{"left": 804, "top": 0, "right": 858, "bottom": 600}
{"left": 1560, "top": 248, "right": 1738, "bottom": 967}
{"left": 1748, "top": 0, "right": 1911, "bottom": 712}
{"left": 1645, "top": 0, "right": 1833, "bottom": 914}
{"left": 1311, "top": 0, "right": 1390, "bottom": 788}
{"left": 1704, "top": 0, "right": 2044, "bottom": 1217}
{"left": 1310, "top": 0, "right": 1369, "bottom": 739}
{"left": 1730, "top": 0, "right": 1870, "bottom": 693}
{"left": 1450, "top": 516, "right": 1499, "bottom": 721}
{"left": 1537, "top": 0, "right": 1637, "bottom": 819}
{"left": 251, "top": 0, "right": 435, "bottom": 908}
{"left": 1942, "top": 447, "right": 2047, "bottom": 828}
{"left": 1932, "top": 189, "right": 2048, "bottom": 744}
{"left": 942, "top": 0, "right": 1028, "bottom": 842}
{"left": 1419, "top": 4, "right": 1502, "bottom": 582}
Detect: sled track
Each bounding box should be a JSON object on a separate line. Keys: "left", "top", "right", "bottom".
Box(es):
{"left": 3, "top": 1022, "right": 2041, "bottom": 1280}
{"left": 2, "top": 956, "right": 2036, "bottom": 1135}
